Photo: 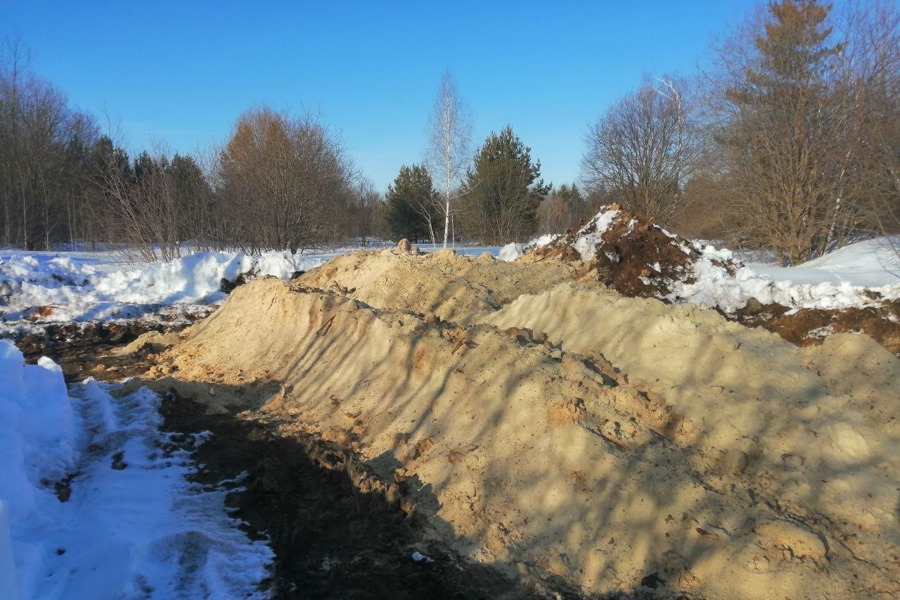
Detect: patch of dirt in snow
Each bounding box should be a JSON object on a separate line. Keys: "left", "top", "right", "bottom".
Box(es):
{"left": 138, "top": 245, "right": 900, "bottom": 600}
{"left": 8, "top": 320, "right": 182, "bottom": 382}
{"left": 735, "top": 298, "right": 900, "bottom": 355}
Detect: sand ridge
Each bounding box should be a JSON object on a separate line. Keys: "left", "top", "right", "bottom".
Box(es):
{"left": 153, "top": 247, "right": 900, "bottom": 599}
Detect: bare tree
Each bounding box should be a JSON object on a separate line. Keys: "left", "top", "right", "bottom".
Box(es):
{"left": 91, "top": 145, "right": 184, "bottom": 262}
{"left": 835, "top": 0, "right": 900, "bottom": 252}
{"left": 217, "top": 107, "right": 354, "bottom": 253}
{"left": 581, "top": 76, "right": 700, "bottom": 225}
{"left": 0, "top": 39, "right": 101, "bottom": 250}
{"left": 348, "top": 177, "right": 383, "bottom": 246}
{"left": 426, "top": 71, "right": 471, "bottom": 247}
{"left": 706, "top": 0, "right": 898, "bottom": 265}
{"left": 536, "top": 184, "right": 587, "bottom": 234}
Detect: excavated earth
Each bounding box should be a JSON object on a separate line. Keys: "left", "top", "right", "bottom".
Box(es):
{"left": 85, "top": 242, "right": 896, "bottom": 600}
{"left": 17, "top": 234, "right": 899, "bottom": 599}
{"left": 528, "top": 206, "right": 900, "bottom": 354}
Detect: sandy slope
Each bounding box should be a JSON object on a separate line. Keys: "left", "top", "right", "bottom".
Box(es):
{"left": 154, "top": 248, "right": 900, "bottom": 599}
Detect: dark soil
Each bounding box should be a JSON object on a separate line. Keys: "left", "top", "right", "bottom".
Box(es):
{"left": 11, "top": 321, "right": 170, "bottom": 382}
{"left": 734, "top": 298, "right": 900, "bottom": 354}
{"left": 589, "top": 212, "right": 696, "bottom": 298}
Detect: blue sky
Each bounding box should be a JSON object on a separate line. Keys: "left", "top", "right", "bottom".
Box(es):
{"left": 1, "top": 1, "right": 760, "bottom": 193}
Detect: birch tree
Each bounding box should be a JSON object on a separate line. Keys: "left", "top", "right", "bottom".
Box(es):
{"left": 426, "top": 71, "right": 471, "bottom": 247}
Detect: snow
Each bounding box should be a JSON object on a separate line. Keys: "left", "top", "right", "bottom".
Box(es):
{"left": 0, "top": 339, "right": 272, "bottom": 600}
{"left": 571, "top": 209, "right": 622, "bottom": 261}
{"left": 498, "top": 234, "right": 559, "bottom": 262}
{"left": 0, "top": 249, "right": 346, "bottom": 324}
{"left": 669, "top": 237, "right": 900, "bottom": 313}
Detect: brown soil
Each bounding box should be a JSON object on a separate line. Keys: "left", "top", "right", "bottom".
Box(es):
{"left": 734, "top": 298, "right": 900, "bottom": 355}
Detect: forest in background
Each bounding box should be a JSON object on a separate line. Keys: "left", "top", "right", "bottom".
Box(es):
{"left": 0, "top": 0, "right": 897, "bottom": 265}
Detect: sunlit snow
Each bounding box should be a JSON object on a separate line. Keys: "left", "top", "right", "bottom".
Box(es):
{"left": 0, "top": 340, "right": 272, "bottom": 600}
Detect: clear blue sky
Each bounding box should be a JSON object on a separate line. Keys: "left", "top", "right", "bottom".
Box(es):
{"left": 1, "top": 0, "right": 760, "bottom": 193}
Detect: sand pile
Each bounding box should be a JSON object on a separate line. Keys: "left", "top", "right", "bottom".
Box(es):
{"left": 295, "top": 245, "right": 582, "bottom": 324}
{"left": 152, "top": 247, "right": 900, "bottom": 599}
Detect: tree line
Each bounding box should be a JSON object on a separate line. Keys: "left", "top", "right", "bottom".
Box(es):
{"left": 386, "top": 0, "right": 897, "bottom": 263}
{"left": 580, "top": 0, "right": 899, "bottom": 265}
{"left": 2, "top": 1, "right": 897, "bottom": 265}
{"left": 0, "top": 46, "right": 382, "bottom": 258}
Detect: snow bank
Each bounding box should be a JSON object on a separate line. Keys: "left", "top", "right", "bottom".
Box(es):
{"left": 669, "top": 238, "right": 900, "bottom": 312}
{"left": 0, "top": 341, "right": 77, "bottom": 518}
{"left": 0, "top": 339, "right": 272, "bottom": 599}
{"left": 0, "top": 249, "right": 334, "bottom": 322}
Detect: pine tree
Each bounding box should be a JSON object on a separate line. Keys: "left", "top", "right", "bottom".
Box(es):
{"left": 460, "top": 126, "right": 549, "bottom": 244}
{"left": 383, "top": 164, "right": 440, "bottom": 243}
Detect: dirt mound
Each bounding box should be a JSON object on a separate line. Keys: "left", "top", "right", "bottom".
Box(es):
{"left": 736, "top": 298, "right": 900, "bottom": 354}
{"left": 527, "top": 204, "right": 735, "bottom": 298}
{"left": 521, "top": 205, "right": 899, "bottom": 355}
{"left": 151, "top": 249, "right": 900, "bottom": 600}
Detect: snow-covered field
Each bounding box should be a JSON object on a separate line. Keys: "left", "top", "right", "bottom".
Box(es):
{"left": 0, "top": 237, "right": 898, "bottom": 600}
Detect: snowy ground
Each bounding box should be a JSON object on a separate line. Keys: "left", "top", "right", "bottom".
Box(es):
{"left": 0, "top": 237, "right": 898, "bottom": 599}
{"left": 0, "top": 244, "right": 501, "bottom": 327}
{"left": 0, "top": 340, "right": 272, "bottom": 600}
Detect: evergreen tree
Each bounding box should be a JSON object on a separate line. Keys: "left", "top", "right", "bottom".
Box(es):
{"left": 460, "top": 126, "right": 549, "bottom": 244}
{"left": 383, "top": 164, "right": 440, "bottom": 243}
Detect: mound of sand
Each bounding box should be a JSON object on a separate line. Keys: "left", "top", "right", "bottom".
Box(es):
{"left": 152, "top": 248, "right": 900, "bottom": 599}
